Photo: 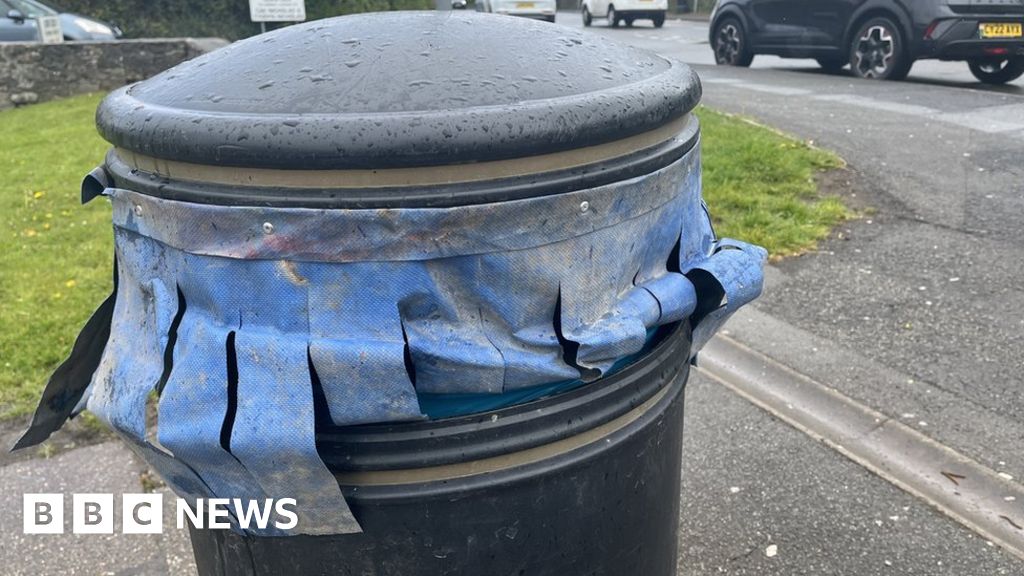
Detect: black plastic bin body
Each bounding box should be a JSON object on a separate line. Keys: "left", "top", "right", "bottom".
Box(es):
{"left": 14, "top": 9, "right": 769, "bottom": 576}
{"left": 191, "top": 323, "right": 690, "bottom": 576}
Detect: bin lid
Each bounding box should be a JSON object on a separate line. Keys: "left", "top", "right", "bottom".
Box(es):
{"left": 97, "top": 11, "right": 700, "bottom": 206}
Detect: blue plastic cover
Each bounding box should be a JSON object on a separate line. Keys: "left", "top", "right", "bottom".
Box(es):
{"left": 15, "top": 143, "right": 766, "bottom": 535}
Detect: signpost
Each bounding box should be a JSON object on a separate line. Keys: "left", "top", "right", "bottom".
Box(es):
{"left": 249, "top": 0, "right": 306, "bottom": 33}
{"left": 37, "top": 15, "right": 63, "bottom": 44}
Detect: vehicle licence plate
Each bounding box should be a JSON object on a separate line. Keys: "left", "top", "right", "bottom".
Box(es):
{"left": 516, "top": 1, "right": 534, "bottom": 7}
{"left": 980, "top": 23, "right": 1023, "bottom": 38}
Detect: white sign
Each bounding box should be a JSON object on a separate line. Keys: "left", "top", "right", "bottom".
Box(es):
{"left": 37, "top": 15, "right": 63, "bottom": 44}
{"left": 249, "top": 0, "right": 306, "bottom": 22}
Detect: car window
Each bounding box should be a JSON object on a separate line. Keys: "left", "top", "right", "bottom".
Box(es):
{"left": 5, "top": 0, "right": 57, "bottom": 17}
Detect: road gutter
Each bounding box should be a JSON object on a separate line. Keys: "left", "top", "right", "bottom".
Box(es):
{"left": 698, "top": 335, "right": 1024, "bottom": 561}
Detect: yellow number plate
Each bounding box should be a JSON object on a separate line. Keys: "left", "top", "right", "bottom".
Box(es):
{"left": 980, "top": 23, "right": 1023, "bottom": 38}
{"left": 516, "top": 1, "right": 535, "bottom": 7}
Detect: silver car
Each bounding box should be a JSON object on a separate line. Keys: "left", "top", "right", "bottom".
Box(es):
{"left": 0, "top": 0, "right": 122, "bottom": 41}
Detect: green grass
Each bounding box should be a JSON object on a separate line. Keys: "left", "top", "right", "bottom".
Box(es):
{"left": 696, "top": 106, "right": 850, "bottom": 258}
{"left": 0, "top": 96, "right": 849, "bottom": 419}
{"left": 0, "top": 93, "right": 111, "bottom": 419}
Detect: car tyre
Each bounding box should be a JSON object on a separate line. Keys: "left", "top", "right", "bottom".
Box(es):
{"left": 653, "top": 13, "right": 665, "bottom": 28}
{"left": 848, "top": 17, "right": 912, "bottom": 81}
{"left": 816, "top": 57, "right": 846, "bottom": 72}
{"left": 625, "top": 17, "right": 634, "bottom": 27}
{"left": 582, "top": 6, "right": 592, "bottom": 26}
{"left": 968, "top": 58, "right": 1024, "bottom": 84}
{"left": 545, "top": 14, "right": 556, "bottom": 22}
{"left": 712, "top": 17, "right": 753, "bottom": 67}
{"left": 608, "top": 5, "right": 618, "bottom": 28}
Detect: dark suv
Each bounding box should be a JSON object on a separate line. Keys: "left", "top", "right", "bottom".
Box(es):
{"left": 709, "top": 0, "right": 1024, "bottom": 84}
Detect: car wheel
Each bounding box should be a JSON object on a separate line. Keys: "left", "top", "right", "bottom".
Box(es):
{"left": 848, "top": 17, "right": 912, "bottom": 80}
{"left": 816, "top": 57, "right": 846, "bottom": 72}
{"left": 625, "top": 17, "right": 634, "bottom": 27}
{"left": 545, "top": 14, "right": 556, "bottom": 22}
{"left": 653, "top": 13, "right": 665, "bottom": 28}
{"left": 582, "top": 6, "right": 592, "bottom": 26}
{"left": 608, "top": 5, "right": 618, "bottom": 28}
{"left": 968, "top": 58, "right": 1024, "bottom": 84}
{"left": 712, "top": 17, "right": 753, "bottom": 67}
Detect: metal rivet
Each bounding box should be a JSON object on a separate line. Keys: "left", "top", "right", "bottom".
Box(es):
{"left": 262, "top": 222, "right": 274, "bottom": 234}
{"left": 579, "top": 201, "right": 590, "bottom": 213}
{"left": 133, "top": 204, "right": 143, "bottom": 216}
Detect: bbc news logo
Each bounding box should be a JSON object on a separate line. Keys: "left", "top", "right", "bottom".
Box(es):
{"left": 23, "top": 494, "right": 298, "bottom": 534}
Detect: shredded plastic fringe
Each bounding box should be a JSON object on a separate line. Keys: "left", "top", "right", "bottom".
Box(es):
{"left": 14, "top": 145, "right": 767, "bottom": 535}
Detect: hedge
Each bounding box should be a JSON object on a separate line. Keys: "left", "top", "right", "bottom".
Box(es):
{"left": 52, "top": 0, "right": 435, "bottom": 40}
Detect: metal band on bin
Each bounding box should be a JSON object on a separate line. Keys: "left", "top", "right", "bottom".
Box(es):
{"left": 110, "top": 139, "right": 700, "bottom": 263}
{"left": 116, "top": 116, "right": 692, "bottom": 191}
{"left": 103, "top": 114, "right": 699, "bottom": 209}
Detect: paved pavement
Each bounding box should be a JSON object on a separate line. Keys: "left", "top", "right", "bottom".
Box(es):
{"left": 0, "top": 442, "right": 195, "bottom": 575}
{"left": 5, "top": 13, "right": 1024, "bottom": 575}
{"left": 679, "top": 373, "right": 1019, "bottom": 575}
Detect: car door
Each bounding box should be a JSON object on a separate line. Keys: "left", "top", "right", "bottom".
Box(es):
{"left": 747, "top": 0, "right": 811, "bottom": 47}
{"left": 748, "top": 0, "right": 857, "bottom": 48}
{"left": 802, "top": 0, "right": 860, "bottom": 47}
{"left": 0, "top": 0, "right": 39, "bottom": 41}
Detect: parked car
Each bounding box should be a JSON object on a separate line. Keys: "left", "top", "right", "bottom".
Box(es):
{"left": 582, "top": 0, "right": 667, "bottom": 28}
{"left": 0, "top": 0, "right": 122, "bottom": 42}
{"left": 709, "top": 0, "right": 1024, "bottom": 84}
{"left": 476, "top": 0, "right": 557, "bottom": 22}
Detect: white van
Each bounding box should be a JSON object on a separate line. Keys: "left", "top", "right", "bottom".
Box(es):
{"left": 477, "top": 0, "right": 557, "bottom": 22}
{"left": 581, "top": 0, "right": 666, "bottom": 28}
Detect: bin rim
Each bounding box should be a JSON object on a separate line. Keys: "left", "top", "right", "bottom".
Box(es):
{"left": 95, "top": 11, "right": 702, "bottom": 177}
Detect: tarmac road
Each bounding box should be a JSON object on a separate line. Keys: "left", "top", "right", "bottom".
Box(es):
{"left": 562, "top": 11, "right": 1024, "bottom": 575}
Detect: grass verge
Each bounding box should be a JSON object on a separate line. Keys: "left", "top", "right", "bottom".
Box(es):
{"left": 0, "top": 93, "right": 110, "bottom": 420}
{"left": 0, "top": 96, "right": 850, "bottom": 419}
{"left": 696, "top": 106, "right": 850, "bottom": 258}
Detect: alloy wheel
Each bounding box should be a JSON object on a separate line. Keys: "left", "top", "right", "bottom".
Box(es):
{"left": 853, "top": 25, "right": 895, "bottom": 78}
{"left": 715, "top": 23, "right": 742, "bottom": 65}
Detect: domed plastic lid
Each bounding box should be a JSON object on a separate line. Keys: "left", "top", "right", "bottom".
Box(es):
{"left": 97, "top": 11, "right": 700, "bottom": 172}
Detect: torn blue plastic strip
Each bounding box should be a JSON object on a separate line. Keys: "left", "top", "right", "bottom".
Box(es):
{"left": 16, "top": 141, "right": 766, "bottom": 536}
{"left": 684, "top": 238, "right": 768, "bottom": 355}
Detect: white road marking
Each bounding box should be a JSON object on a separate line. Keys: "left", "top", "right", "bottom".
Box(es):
{"left": 936, "top": 103, "right": 1024, "bottom": 134}
{"left": 703, "top": 80, "right": 1024, "bottom": 135}
{"left": 736, "top": 82, "right": 812, "bottom": 96}
{"left": 812, "top": 94, "right": 940, "bottom": 117}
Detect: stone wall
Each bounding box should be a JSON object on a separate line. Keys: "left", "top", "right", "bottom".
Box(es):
{"left": 0, "top": 38, "right": 227, "bottom": 110}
